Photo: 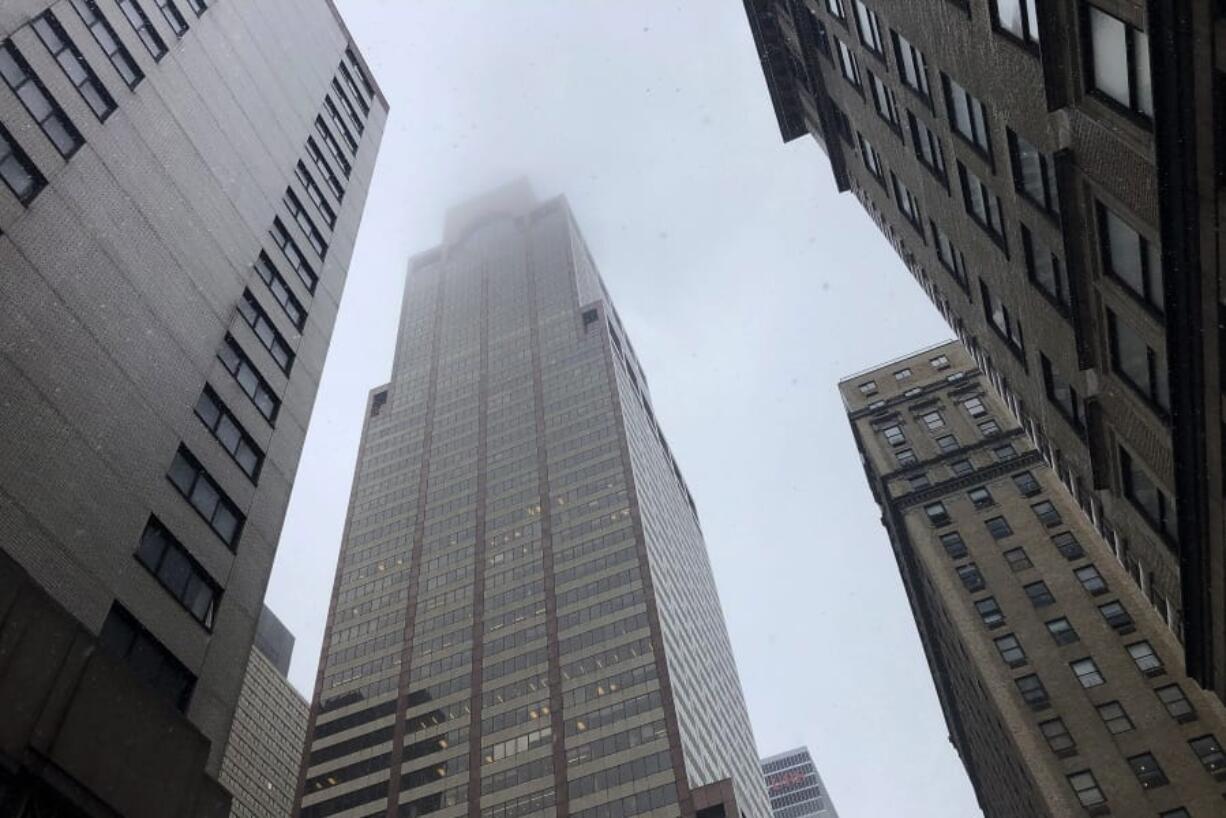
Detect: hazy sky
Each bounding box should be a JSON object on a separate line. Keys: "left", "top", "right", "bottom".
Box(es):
{"left": 265, "top": 3, "right": 981, "bottom": 816}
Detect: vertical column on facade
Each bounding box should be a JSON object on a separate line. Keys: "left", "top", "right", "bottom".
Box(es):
{"left": 385, "top": 269, "right": 448, "bottom": 815}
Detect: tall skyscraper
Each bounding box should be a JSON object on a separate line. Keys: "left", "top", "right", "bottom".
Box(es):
{"left": 296, "top": 183, "right": 770, "bottom": 818}
{"left": 221, "top": 607, "right": 311, "bottom": 818}
{"left": 742, "top": 1, "right": 1226, "bottom": 702}
{"left": 760, "top": 748, "right": 838, "bottom": 818}
{"left": 841, "top": 342, "right": 1226, "bottom": 818}
{"left": 0, "top": 1, "right": 385, "bottom": 814}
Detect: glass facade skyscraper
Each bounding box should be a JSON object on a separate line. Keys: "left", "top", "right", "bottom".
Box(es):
{"left": 296, "top": 183, "right": 770, "bottom": 818}
{"left": 760, "top": 748, "right": 838, "bottom": 818}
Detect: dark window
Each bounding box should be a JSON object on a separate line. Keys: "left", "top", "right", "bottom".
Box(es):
{"left": 306, "top": 136, "right": 345, "bottom": 200}
{"left": 135, "top": 517, "right": 219, "bottom": 627}
{"left": 324, "top": 95, "right": 357, "bottom": 152}
{"left": 99, "top": 604, "right": 195, "bottom": 710}
{"left": 1097, "top": 701, "right": 1134, "bottom": 734}
{"left": 1015, "top": 673, "right": 1048, "bottom": 708}
{"left": 32, "top": 12, "right": 117, "bottom": 121}
{"left": 1032, "top": 500, "right": 1061, "bottom": 526}
{"left": 1189, "top": 735, "right": 1226, "bottom": 775}
{"left": 1039, "top": 718, "right": 1076, "bottom": 756}
{"left": 978, "top": 418, "right": 1002, "bottom": 436}
{"left": 896, "top": 448, "right": 917, "bottom": 466}
{"left": 950, "top": 459, "right": 973, "bottom": 476}
{"left": 345, "top": 47, "right": 375, "bottom": 99}
{"left": 1099, "top": 600, "right": 1134, "bottom": 632}
{"left": 1156, "top": 684, "right": 1196, "bottom": 721}
{"left": 980, "top": 281, "right": 1024, "bottom": 356}
{"left": 976, "top": 596, "right": 1005, "bottom": 628}
{"left": 295, "top": 161, "right": 337, "bottom": 229}
{"left": 943, "top": 75, "right": 992, "bottom": 157}
{"left": 271, "top": 217, "right": 318, "bottom": 293}
{"left": 253, "top": 251, "right": 307, "bottom": 330}
{"left": 1086, "top": 4, "right": 1153, "bottom": 119}
{"left": 331, "top": 77, "right": 364, "bottom": 134}
{"left": 992, "top": 443, "right": 1017, "bottom": 461}
{"left": 185, "top": 0, "right": 207, "bottom": 15}
{"left": 1067, "top": 770, "right": 1105, "bottom": 808}
{"left": 0, "top": 42, "right": 84, "bottom": 158}
{"left": 1023, "top": 225, "right": 1070, "bottom": 308}
{"left": 1120, "top": 447, "right": 1177, "bottom": 541}
{"left": 1127, "top": 753, "right": 1168, "bottom": 789}
{"left": 0, "top": 123, "right": 45, "bottom": 205}
{"left": 1099, "top": 202, "right": 1163, "bottom": 311}
{"left": 68, "top": 0, "right": 144, "bottom": 88}
{"left": 931, "top": 221, "right": 969, "bottom": 289}
{"left": 284, "top": 188, "right": 328, "bottom": 258}
{"left": 924, "top": 501, "right": 951, "bottom": 526}
{"left": 994, "top": 633, "right": 1026, "bottom": 666}
{"left": 939, "top": 532, "right": 968, "bottom": 559}
{"left": 858, "top": 133, "right": 885, "bottom": 181}
{"left": 892, "top": 31, "right": 930, "bottom": 99}
{"left": 968, "top": 486, "right": 994, "bottom": 509}
{"left": 339, "top": 62, "right": 370, "bottom": 115}
{"left": 937, "top": 434, "right": 958, "bottom": 453}
{"left": 1075, "top": 565, "right": 1108, "bottom": 595}
{"left": 1053, "top": 531, "right": 1085, "bottom": 560}
{"left": 1003, "top": 547, "right": 1032, "bottom": 572}
{"left": 853, "top": 0, "right": 884, "bottom": 55}
{"left": 1042, "top": 355, "right": 1084, "bottom": 430}
{"left": 957, "top": 563, "right": 985, "bottom": 592}
{"left": 218, "top": 335, "right": 280, "bottom": 422}
{"left": 1071, "top": 657, "right": 1105, "bottom": 688}
{"left": 1126, "top": 641, "right": 1163, "bottom": 675}
{"left": 993, "top": 0, "right": 1041, "bottom": 45}
{"left": 961, "top": 165, "right": 1008, "bottom": 248}
{"left": 315, "top": 116, "right": 352, "bottom": 177}
{"left": 1025, "top": 581, "right": 1055, "bottom": 608}
{"left": 1008, "top": 130, "right": 1059, "bottom": 216}
{"left": 115, "top": 0, "right": 167, "bottom": 59}
{"left": 167, "top": 446, "right": 245, "bottom": 546}
{"left": 907, "top": 473, "right": 930, "bottom": 491}
{"left": 891, "top": 172, "right": 923, "bottom": 230}
{"left": 195, "top": 386, "right": 263, "bottom": 480}
{"left": 985, "top": 516, "right": 1012, "bottom": 539}
{"left": 237, "top": 290, "right": 294, "bottom": 374}
{"left": 1160, "top": 810, "right": 1191, "bottom": 818}
{"left": 153, "top": 0, "right": 188, "bottom": 36}
{"left": 1046, "top": 616, "right": 1079, "bottom": 645}
{"left": 1012, "top": 471, "right": 1040, "bottom": 496}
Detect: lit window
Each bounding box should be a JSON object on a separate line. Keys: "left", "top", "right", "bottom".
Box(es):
{"left": 1087, "top": 4, "right": 1153, "bottom": 118}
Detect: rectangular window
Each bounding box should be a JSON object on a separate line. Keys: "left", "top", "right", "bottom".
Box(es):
{"left": 894, "top": 367, "right": 912, "bottom": 380}
{"left": 1041, "top": 354, "right": 1084, "bottom": 430}
{"left": 825, "top": 0, "right": 847, "bottom": 21}
{"left": 979, "top": 281, "right": 1024, "bottom": 355}
{"left": 296, "top": 161, "right": 337, "bottom": 229}
{"left": 892, "top": 31, "right": 930, "bottom": 99}
{"left": 1120, "top": 446, "right": 1177, "bottom": 541}
{"left": 1046, "top": 616, "right": 1079, "bottom": 645}
{"left": 167, "top": 446, "right": 245, "bottom": 546}
{"left": 1071, "top": 657, "right": 1105, "bottom": 688}
{"left": 940, "top": 531, "right": 968, "bottom": 559}
{"left": 857, "top": 133, "right": 884, "bottom": 181}
{"left": 1087, "top": 4, "right": 1153, "bottom": 119}
{"left": 1015, "top": 673, "right": 1048, "bottom": 708}
{"left": 881, "top": 424, "right": 906, "bottom": 446}
{"left": 835, "top": 38, "right": 861, "bottom": 88}
{"left": 944, "top": 75, "right": 992, "bottom": 157}
{"left": 993, "top": 442, "right": 1016, "bottom": 460}
{"left": 331, "top": 77, "right": 364, "bottom": 134}
{"left": 218, "top": 335, "right": 279, "bottom": 422}
{"left": 284, "top": 188, "right": 328, "bottom": 258}
{"left": 1053, "top": 531, "right": 1085, "bottom": 560}
{"left": 237, "top": 290, "right": 294, "bottom": 373}
{"left": 69, "top": 0, "right": 143, "bottom": 88}
{"left": 908, "top": 112, "right": 947, "bottom": 182}
{"left": 1040, "top": 719, "right": 1076, "bottom": 757}
{"left": 978, "top": 418, "right": 1001, "bottom": 436}
{"left": 994, "top": 634, "right": 1026, "bottom": 666}
{"left": 345, "top": 47, "right": 375, "bottom": 99}
{"left": 950, "top": 459, "right": 973, "bottom": 476}
{"left": 1023, "top": 226, "right": 1070, "bottom": 308}
{"left": 1032, "top": 500, "right": 1061, "bottom": 527}
{"left": 315, "top": 117, "right": 352, "bottom": 177}
{"left": 1127, "top": 753, "right": 1168, "bottom": 789}
{"left": 931, "top": 222, "right": 969, "bottom": 288}
{"left": 1108, "top": 310, "right": 1168, "bottom": 412}
{"left": 896, "top": 448, "right": 917, "bottom": 466}
{"left": 1012, "top": 471, "right": 1040, "bottom": 497}
{"left": 271, "top": 217, "right": 318, "bottom": 293}
{"left": 891, "top": 172, "right": 922, "bottom": 230}
{"left": 859, "top": 379, "right": 877, "bottom": 395}
{"left": 324, "top": 96, "right": 358, "bottom": 152}
{"left": 0, "top": 123, "right": 45, "bottom": 205}
{"left": 1156, "top": 684, "right": 1196, "bottom": 721}
{"left": 993, "top": 0, "right": 1040, "bottom": 45}
{"left": 930, "top": 354, "right": 949, "bottom": 369}
{"left": 968, "top": 486, "right": 994, "bottom": 509}
{"left": 907, "top": 473, "right": 930, "bottom": 491}
{"left": 253, "top": 252, "right": 306, "bottom": 330}
{"left": 1004, "top": 547, "right": 1032, "bottom": 572}
{"left": 869, "top": 72, "right": 900, "bottom": 129}
{"left": 1189, "top": 735, "right": 1225, "bottom": 775}
{"left": 1075, "top": 565, "right": 1108, "bottom": 595}
{"left": 924, "top": 501, "right": 951, "bottom": 526}
{"left": 961, "top": 164, "right": 1008, "bottom": 247}
{"left": 115, "top": 0, "right": 167, "bottom": 59}
{"left": 957, "top": 563, "right": 985, "bottom": 592}
{"left": 1009, "top": 130, "right": 1059, "bottom": 216}
{"left": 99, "top": 604, "right": 195, "bottom": 710}
{"left": 1097, "top": 701, "right": 1134, "bottom": 734}
{"left": 1099, "top": 202, "right": 1163, "bottom": 311}
{"left": 1099, "top": 600, "right": 1134, "bottom": 633}
{"left": 339, "top": 62, "right": 370, "bottom": 116}
{"left": 153, "top": 0, "right": 188, "bottom": 36}
{"left": 1067, "top": 771, "right": 1106, "bottom": 807}
{"left": 986, "top": 516, "right": 1012, "bottom": 539}
{"left": 920, "top": 410, "right": 945, "bottom": 431}
{"left": 1025, "top": 580, "right": 1055, "bottom": 608}
{"left": 136, "top": 517, "right": 219, "bottom": 627}
{"left": 937, "top": 434, "right": 959, "bottom": 453}
{"left": 185, "top": 0, "right": 207, "bottom": 15}
{"left": 195, "top": 386, "right": 263, "bottom": 480}
{"left": 1126, "top": 641, "right": 1163, "bottom": 675}
{"left": 0, "top": 43, "right": 84, "bottom": 158}
{"left": 853, "top": 1, "right": 884, "bottom": 55}
{"left": 306, "top": 136, "right": 345, "bottom": 200}
{"left": 33, "top": 12, "right": 117, "bottom": 122}
{"left": 976, "top": 596, "right": 1005, "bottom": 628}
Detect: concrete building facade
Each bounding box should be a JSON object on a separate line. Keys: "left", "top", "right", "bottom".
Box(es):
{"left": 0, "top": 1, "right": 385, "bottom": 814}
{"left": 742, "top": 0, "right": 1226, "bottom": 703}
{"left": 295, "top": 183, "right": 770, "bottom": 818}
{"left": 759, "top": 748, "right": 837, "bottom": 818}
{"left": 841, "top": 341, "right": 1226, "bottom": 817}
{"left": 220, "top": 607, "right": 310, "bottom": 818}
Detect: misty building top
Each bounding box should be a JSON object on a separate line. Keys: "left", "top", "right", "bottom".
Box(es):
{"left": 441, "top": 179, "right": 539, "bottom": 245}
{"left": 254, "top": 606, "right": 295, "bottom": 678}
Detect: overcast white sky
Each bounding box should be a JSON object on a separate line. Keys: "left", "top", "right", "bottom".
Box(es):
{"left": 266, "top": 3, "right": 982, "bottom": 816}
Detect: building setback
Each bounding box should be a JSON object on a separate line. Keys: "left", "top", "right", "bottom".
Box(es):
{"left": 841, "top": 341, "right": 1226, "bottom": 817}
{"left": 0, "top": 1, "right": 385, "bottom": 815}
{"left": 742, "top": 0, "right": 1226, "bottom": 702}
{"left": 295, "top": 182, "right": 770, "bottom": 818}
{"left": 220, "top": 607, "right": 310, "bottom": 818}
{"left": 760, "top": 748, "right": 838, "bottom": 818}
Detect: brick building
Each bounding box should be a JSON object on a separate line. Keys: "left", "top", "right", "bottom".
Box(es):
{"left": 742, "top": 0, "right": 1226, "bottom": 702}
{"left": 840, "top": 342, "right": 1226, "bottom": 817}
{"left": 0, "top": 1, "right": 385, "bottom": 814}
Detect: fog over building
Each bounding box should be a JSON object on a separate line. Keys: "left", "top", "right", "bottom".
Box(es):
{"left": 0, "top": 0, "right": 384, "bottom": 814}
{"left": 295, "top": 183, "right": 770, "bottom": 818}
{"left": 841, "top": 342, "right": 1226, "bottom": 817}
